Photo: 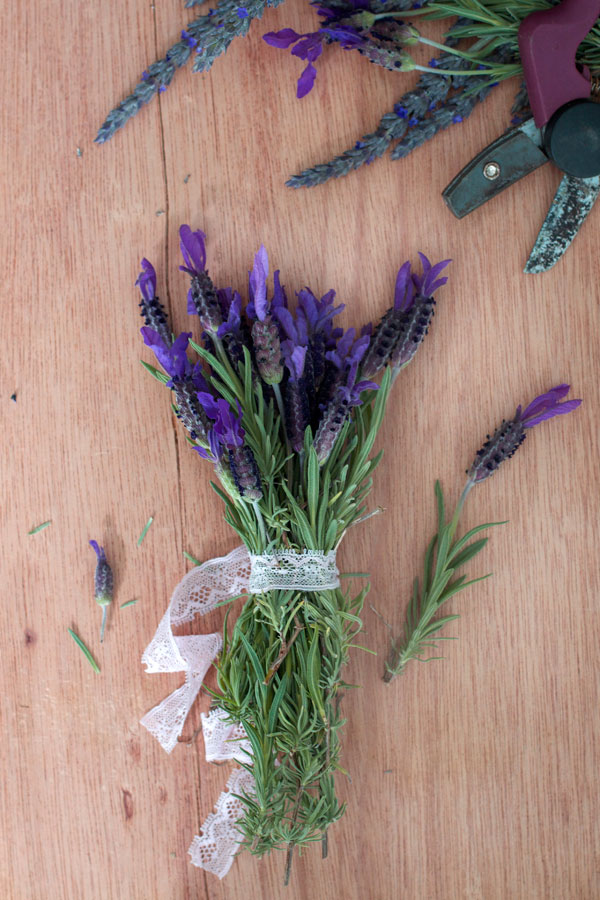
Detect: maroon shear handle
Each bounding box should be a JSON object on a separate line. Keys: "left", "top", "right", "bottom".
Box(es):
{"left": 518, "top": 0, "right": 600, "bottom": 127}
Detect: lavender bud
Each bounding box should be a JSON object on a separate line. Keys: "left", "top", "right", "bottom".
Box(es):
{"left": 314, "top": 394, "right": 351, "bottom": 463}
{"left": 361, "top": 308, "right": 404, "bottom": 377}
{"left": 90, "top": 540, "right": 113, "bottom": 643}
{"left": 227, "top": 445, "right": 263, "bottom": 500}
{"left": 468, "top": 419, "right": 526, "bottom": 484}
{"left": 285, "top": 378, "right": 310, "bottom": 452}
{"left": 173, "top": 379, "right": 210, "bottom": 444}
{"left": 389, "top": 295, "right": 436, "bottom": 371}
{"left": 189, "top": 271, "right": 222, "bottom": 334}
{"left": 252, "top": 317, "right": 283, "bottom": 384}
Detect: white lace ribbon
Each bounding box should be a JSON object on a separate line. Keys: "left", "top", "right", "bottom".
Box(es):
{"left": 249, "top": 549, "right": 339, "bottom": 592}
{"left": 140, "top": 543, "right": 340, "bottom": 877}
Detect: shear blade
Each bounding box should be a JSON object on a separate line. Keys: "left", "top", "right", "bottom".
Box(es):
{"left": 525, "top": 174, "right": 600, "bottom": 273}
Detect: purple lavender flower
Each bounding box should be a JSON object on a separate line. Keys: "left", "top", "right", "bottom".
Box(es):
{"left": 389, "top": 254, "right": 451, "bottom": 373}
{"left": 281, "top": 343, "right": 310, "bottom": 452}
{"left": 296, "top": 287, "right": 344, "bottom": 390}
{"left": 141, "top": 328, "right": 192, "bottom": 383}
{"left": 467, "top": 385, "right": 582, "bottom": 484}
{"left": 136, "top": 259, "right": 172, "bottom": 347}
{"left": 90, "top": 540, "right": 113, "bottom": 643}
{"left": 179, "top": 225, "right": 222, "bottom": 335}
{"left": 197, "top": 394, "right": 262, "bottom": 500}
{"left": 245, "top": 246, "right": 284, "bottom": 385}
{"left": 263, "top": 26, "right": 363, "bottom": 98}
{"left": 314, "top": 357, "right": 378, "bottom": 463}
{"left": 362, "top": 255, "right": 450, "bottom": 377}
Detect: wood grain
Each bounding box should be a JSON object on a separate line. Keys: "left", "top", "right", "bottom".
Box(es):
{"left": 1, "top": 1, "right": 598, "bottom": 897}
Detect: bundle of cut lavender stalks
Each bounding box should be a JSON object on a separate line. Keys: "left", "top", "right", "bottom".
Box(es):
{"left": 138, "top": 226, "right": 580, "bottom": 878}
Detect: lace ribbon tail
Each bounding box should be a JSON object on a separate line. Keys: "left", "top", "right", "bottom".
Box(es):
{"left": 141, "top": 633, "right": 223, "bottom": 753}
{"left": 141, "top": 673, "right": 202, "bottom": 754}
{"left": 188, "top": 768, "right": 256, "bottom": 878}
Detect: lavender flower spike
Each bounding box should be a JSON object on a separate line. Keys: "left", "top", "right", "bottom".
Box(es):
{"left": 389, "top": 254, "right": 451, "bottom": 374}
{"left": 249, "top": 245, "right": 284, "bottom": 384}
{"left": 90, "top": 540, "right": 114, "bottom": 643}
{"left": 179, "top": 225, "right": 222, "bottom": 334}
{"left": 467, "top": 385, "right": 582, "bottom": 485}
{"left": 197, "top": 394, "right": 263, "bottom": 500}
{"left": 136, "top": 259, "right": 172, "bottom": 347}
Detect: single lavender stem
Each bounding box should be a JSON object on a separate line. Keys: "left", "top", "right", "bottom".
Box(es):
{"left": 384, "top": 484, "right": 470, "bottom": 682}
{"left": 272, "top": 382, "right": 286, "bottom": 436}
{"left": 100, "top": 606, "right": 108, "bottom": 644}
{"left": 253, "top": 500, "right": 267, "bottom": 548}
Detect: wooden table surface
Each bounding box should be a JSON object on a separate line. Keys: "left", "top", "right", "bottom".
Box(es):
{"left": 2, "top": 1, "right": 599, "bottom": 898}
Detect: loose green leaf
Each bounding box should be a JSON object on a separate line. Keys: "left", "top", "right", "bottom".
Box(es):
{"left": 137, "top": 516, "right": 154, "bottom": 546}
{"left": 28, "top": 520, "right": 51, "bottom": 535}
{"left": 68, "top": 629, "right": 100, "bottom": 673}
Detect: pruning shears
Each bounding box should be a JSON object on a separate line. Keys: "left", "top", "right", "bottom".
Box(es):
{"left": 442, "top": 0, "right": 600, "bottom": 273}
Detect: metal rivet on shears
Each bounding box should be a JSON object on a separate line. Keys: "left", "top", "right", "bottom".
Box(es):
{"left": 483, "top": 161, "right": 500, "bottom": 180}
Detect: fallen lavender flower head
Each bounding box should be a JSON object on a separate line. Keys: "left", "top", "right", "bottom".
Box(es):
{"left": 90, "top": 540, "right": 114, "bottom": 643}
{"left": 467, "top": 385, "right": 582, "bottom": 484}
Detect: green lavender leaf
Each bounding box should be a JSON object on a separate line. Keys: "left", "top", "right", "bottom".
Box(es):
{"left": 384, "top": 481, "right": 504, "bottom": 682}
{"left": 137, "top": 516, "right": 154, "bottom": 546}
{"left": 120, "top": 599, "right": 139, "bottom": 609}
{"left": 28, "top": 521, "right": 51, "bottom": 535}
{"left": 68, "top": 629, "right": 100, "bottom": 673}
{"left": 140, "top": 360, "right": 170, "bottom": 384}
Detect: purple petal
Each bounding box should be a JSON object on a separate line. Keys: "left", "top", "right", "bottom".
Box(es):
{"left": 89, "top": 540, "right": 104, "bottom": 559}
{"left": 262, "top": 28, "right": 301, "bottom": 48}
{"left": 136, "top": 258, "right": 156, "bottom": 302}
{"left": 197, "top": 391, "right": 221, "bottom": 420}
{"left": 394, "top": 260, "right": 414, "bottom": 311}
{"left": 291, "top": 35, "right": 323, "bottom": 63}
{"left": 191, "top": 363, "right": 210, "bottom": 394}
{"left": 416, "top": 254, "right": 451, "bottom": 297}
{"left": 349, "top": 333, "right": 370, "bottom": 364}
{"left": 521, "top": 384, "right": 571, "bottom": 421}
{"left": 523, "top": 398, "right": 582, "bottom": 428}
{"left": 355, "top": 379, "right": 379, "bottom": 393}
{"left": 297, "top": 62, "right": 318, "bottom": 99}
{"left": 290, "top": 346, "right": 307, "bottom": 380}
{"left": 274, "top": 306, "right": 297, "bottom": 341}
{"left": 179, "top": 225, "right": 206, "bottom": 275}
{"left": 272, "top": 270, "right": 288, "bottom": 310}
{"left": 250, "top": 245, "right": 269, "bottom": 321}
{"left": 187, "top": 287, "right": 197, "bottom": 315}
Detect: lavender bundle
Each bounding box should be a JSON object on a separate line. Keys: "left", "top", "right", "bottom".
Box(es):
{"left": 138, "top": 225, "right": 449, "bottom": 875}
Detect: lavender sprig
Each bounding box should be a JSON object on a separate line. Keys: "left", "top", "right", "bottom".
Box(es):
{"left": 96, "top": 0, "right": 286, "bottom": 143}
{"left": 384, "top": 386, "right": 582, "bottom": 682}
{"left": 286, "top": 51, "right": 469, "bottom": 187}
